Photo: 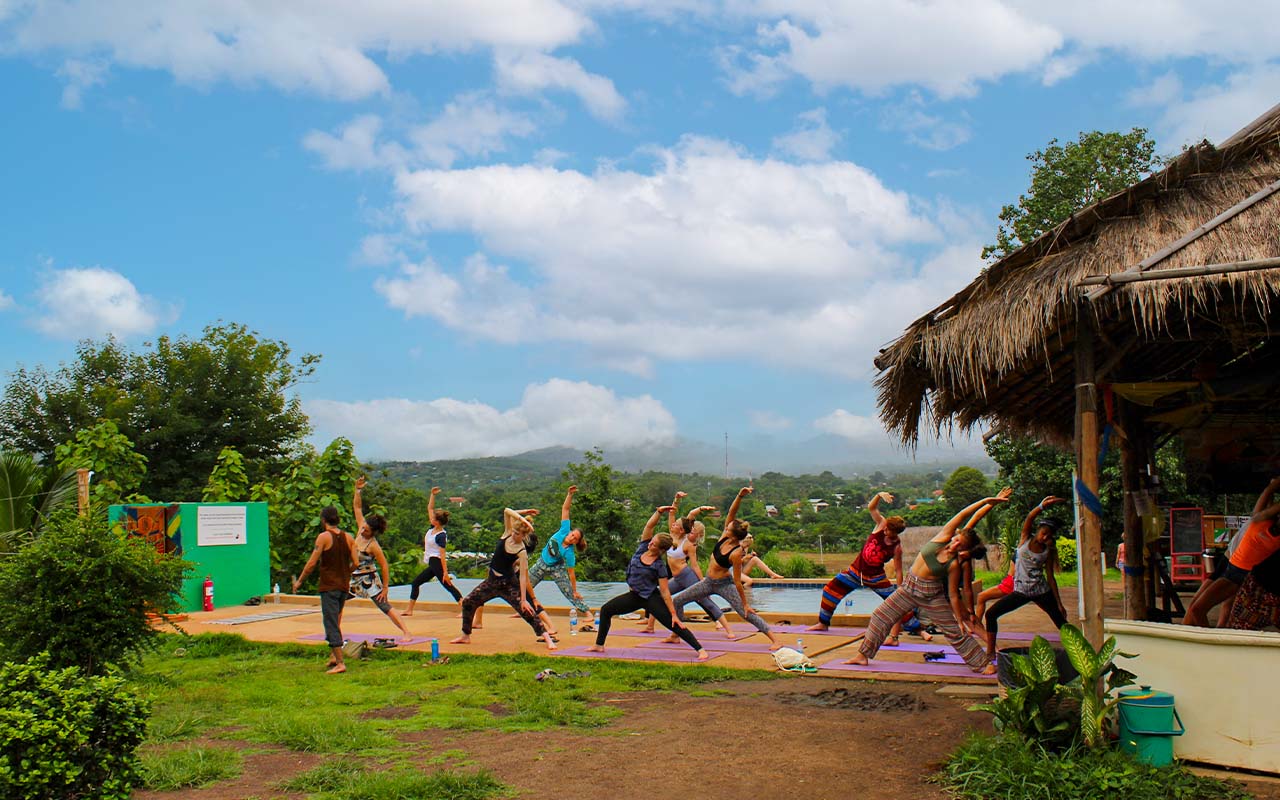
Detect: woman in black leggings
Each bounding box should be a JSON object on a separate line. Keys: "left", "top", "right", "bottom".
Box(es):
{"left": 405, "top": 487, "right": 462, "bottom": 615}
{"left": 587, "top": 505, "right": 708, "bottom": 660}
{"left": 983, "top": 501, "right": 1069, "bottom": 659}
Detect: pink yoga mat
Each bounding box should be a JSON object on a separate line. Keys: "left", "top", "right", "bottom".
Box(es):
{"left": 882, "top": 642, "right": 959, "bottom": 653}
{"left": 636, "top": 638, "right": 775, "bottom": 653}
{"left": 551, "top": 645, "right": 723, "bottom": 663}
{"left": 818, "top": 657, "right": 995, "bottom": 680}
{"left": 608, "top": 628, "right": 751, "bottom": 641}
{"left": 299, "top": 633, "right": 433, "bottom": 646}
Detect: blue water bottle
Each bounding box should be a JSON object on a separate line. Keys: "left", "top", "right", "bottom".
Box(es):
{"left": 593, "top": 610, "right": 600, "bottom": 629}
{"left": 430, "top": 638, "right": 440, "bottom": 661}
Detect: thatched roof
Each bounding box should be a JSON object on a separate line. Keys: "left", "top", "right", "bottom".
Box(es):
{"left": 876, "top": 103, "right": 1280, "bottom": 461}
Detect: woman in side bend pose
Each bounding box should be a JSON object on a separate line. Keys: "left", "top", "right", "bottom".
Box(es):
{"left": 808, "top": 491, "right": 905, "bottom": 631}
{"left": 451, "top": 508, "right": 557, "bottom": 651}
{"left": 527, "top": 485, "right": 592, "bottom": 630}
{"left": 647, "top": 492, "right": 737, "bottom": 638}
{"left": 404, "top": 487, "right": 463, "bottom": 616}
{"left": 669, "top": 487, "right": 783, "bottom": 651}
{"left": 844, "top": 489, "right": 1013, "bottom": 674}
{"left": 972, "top": 496, "right": 1066, "bottom": 625}
{"left": 982, "top": 499, "right": 1069, "bottom": 659}
{"left": 349, "top": 477, "right": 414, "bottom": 642}
{"left": 588, "top": 506, "right": 708, "bottom": 660}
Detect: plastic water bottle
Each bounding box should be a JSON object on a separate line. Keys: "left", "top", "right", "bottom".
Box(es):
{"left": 593, "top": 610, "right": 600, "bottom": 629}
{"left": 430, "top": 638, "right": 440, "bottom": 661}
{"left": 844, "top": 595, "right": 853, "bottom": 615}
{"left": 569, "top": 607, "right": 579, "bottom": 636}
{"left": 796, "top": 637, "right": 805, "bottom": 655}
{"left": 273, "top": 583, "right": 280, "bottom": 604}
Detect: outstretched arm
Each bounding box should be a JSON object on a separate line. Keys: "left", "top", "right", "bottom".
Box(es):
{"left": 428, "top": 486, "right": 440, "bottom": 527}
{"left": 352, "top": 476, "right": 368, "bottom": 531}
{"left": 1021, "top": 495, "right": 1066, "bottom": 544}
{"left": 561, "top": 485, "right": 577, "bottom": 521}
{"left": 935, "top": 488, "right": 1012, "bottom": 543}
{"left": 725, "top": 486, "right": 753, "bottom": 527}
{"left": 668, "top": 491, "right": 687, "bottom": 536}
{"left": 504, "top": 508, "right": 534, "bottom": 536}
{"left": 643, "top": 506, "right": 675, "bottom": 541}
{"left": 963, "top": 501, "right": 997, "bottom": 531}
{"left": 868, "top": 491, "right": 893, "bottom": 528}
{"left": 1252, "top": 477, "right": 1280, "bottom": 521}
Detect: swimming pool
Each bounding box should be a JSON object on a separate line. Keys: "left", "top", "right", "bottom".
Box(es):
{"left": 388, "top": 578, "right": 882, "bottom": 615}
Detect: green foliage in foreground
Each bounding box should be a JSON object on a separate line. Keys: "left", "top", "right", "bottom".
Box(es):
{"left": 280, "top": 763, "right": 507, "bottom": 800}
{"left": 138, "top": 633, "right": 775, "bottom": 755}
{"left": 939, "top": 733, "right": 1251, "bottom": 800}
{"left": 140, "top": 744, "right": 242, "bottom": 791}
{"left": 0, "top": 656, "right": 149, "bottom": 800}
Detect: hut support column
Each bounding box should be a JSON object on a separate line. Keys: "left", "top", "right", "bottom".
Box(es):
{"left": 1074, "top": 312, "right": 1105, "bottom": 647}
{"left": 1118, "top": 399, "right": 1147, "bottom": 621}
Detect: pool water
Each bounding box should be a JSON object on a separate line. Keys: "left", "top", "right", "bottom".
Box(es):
{"left": 389, "top": 578, "right": 883, "bottom": 615}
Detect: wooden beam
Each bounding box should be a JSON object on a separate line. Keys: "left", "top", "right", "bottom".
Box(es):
{"left": 1079, "top": 256, "right": 1280, "bottom": 288}
{"left": 1074, "top": 308, "right": 1106, "bottom": 647}
{"left": 76, "top": 468, "right": 90, "bottom": 516}
{"left": 1117, "top": 399, "right": 1147, "bottom": 622}
{"left": 1084, "top": 178, "right": 1280, "bottom": 301}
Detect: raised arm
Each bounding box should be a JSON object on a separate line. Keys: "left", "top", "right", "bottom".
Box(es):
{"left": 935, "top": 488, "right": 1012, "bottom": 543}
{"left": 668, "top": 491, "right": 687, "bottom": 535}
{"left": 868, "top": 491, "right": 893, "bottom": 528}
{"left": 1252, "top": 477, "right": 1280, "bottom": 521}
{"left": 561, "top": 485, "right": 577, "bottom": 521}
{"left": 352, "top": 476, "right": 367, "bottom": 532}
{"left": 1020, "top": 495, "right": 1066, "bottom": 544}
{"left": 428, "top": 486, "right": 440, "bottom": 527}
{"left": 963, "top": 501, "right": 997, "bottom": 531}
{"left": 724, "top": 486, "right": 753, "bottom": 528}
{"left": 643, "top": 505, "right": 675, "bottom": 541}
{"left": 504, "top": 508, "right": 534, "bottom": 536}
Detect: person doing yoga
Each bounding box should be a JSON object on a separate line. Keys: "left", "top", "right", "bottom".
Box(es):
{"left": 980, "top": 498, "right": 1068, "bottom": 657}
{"left": 1184, "top": 476, "right": 1280, "bottom": 627}
{"left": 348, "top": 477, "right": 414, "bottom": 642}
{"left": 404, "top": 487, "right": 462, "bottom": 615}
{"left": 527, "top": 485, "right": 592, "bottom": 627}
{"left": 809, "top": 491, "right": 904, "bottom": 631}
{"left": 669, "top": 487, "right": 783, "bottom": 651}
{"left": 645, "top": 491, "right": 736, "bottom": 638}
{"left": 451, "top": 508, "right": 557, "bottom": 651}
{"left": 739, "top": 534, "right": 784, "bottom": 586}
{"left": 587, "top": 506, "right": 709, "bottom": 660}
{"left": 844, "top": 489, "right": 1012, "bottom": 674}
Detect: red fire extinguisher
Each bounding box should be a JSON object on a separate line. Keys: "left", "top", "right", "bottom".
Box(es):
{"left": 203, "top": 575, "right": 214, "bottom": 612}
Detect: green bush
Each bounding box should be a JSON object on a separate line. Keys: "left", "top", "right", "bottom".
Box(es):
{"left": 939, "top": 733, "right": 1250, "bottom": 800}
{"left": 0, "top": 656, "right": 149, "bottom": 800}
{"left": 0, "top": 510, "right": 190, "bottom": 673}
{"left": 761, "top": 552, "right": 823, "bottom": 578}
{"left": 1056, "top": 536, "right": 1078, "bottom": 571}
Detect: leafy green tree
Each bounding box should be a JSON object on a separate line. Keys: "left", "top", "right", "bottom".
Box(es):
{"left": 553, "top": 449, "right": 643, "bottom": 582}
{"left": 983, "top": 128, "right": 1162, "bottom": 261}
{"left": 54, "top": 420, "right": 148, "bottom": 508}
{"left": 0, "top": 323, "right": 318, "bottom": 500}
{"left": 944, "top": 466, "right": 991, "bottom": 512}
{"left": 0, "top": 449, "right": 77, "bottom": 552}
{"left": 202, "top": 446, "right": 249, "bottom": 502}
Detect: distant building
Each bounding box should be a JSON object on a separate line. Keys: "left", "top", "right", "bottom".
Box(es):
{"left": 449, "top": 496, "right": 466, "bottom": 506}
{"left": 765, "top": 504, "right": 779, "bottom": 518}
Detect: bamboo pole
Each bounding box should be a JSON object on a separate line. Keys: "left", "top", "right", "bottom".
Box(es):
{"left": 1118, "top": 399, "right": 1147, "bottom": 622}
{"left": 1079, "top": 256, "right": 1280, "bottom": 288}
{"left": 1074, "top": 310, "right": 1105, "bottom": 646}
{"left": 76, "top": 469, "right": 90, "bottom": 516}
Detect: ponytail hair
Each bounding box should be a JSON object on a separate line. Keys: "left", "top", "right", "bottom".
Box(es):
{"left": 435, "top": 509, "right": 451, "bottom": 527}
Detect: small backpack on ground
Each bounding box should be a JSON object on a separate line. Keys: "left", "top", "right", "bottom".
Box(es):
{"left": 342, "top": 640, "right": 370, "bottom": 659}
{"left": 772, "top": 646, "right": 816, "bottom": 673}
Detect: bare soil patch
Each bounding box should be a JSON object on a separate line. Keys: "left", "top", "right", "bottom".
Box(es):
{"left": 777, "top": 686, "right": 930, "bottom": 713}
{"left": 359, "top": 705, "right": 418, "bottom": 720}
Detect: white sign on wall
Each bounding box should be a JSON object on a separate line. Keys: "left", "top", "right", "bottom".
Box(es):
{"left": 197, "top": 505, "right": 247, "bottom": 546}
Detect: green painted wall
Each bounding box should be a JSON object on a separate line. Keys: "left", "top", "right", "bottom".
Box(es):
{"left": 109, "top": 502, "right": 271, "bottom": 612}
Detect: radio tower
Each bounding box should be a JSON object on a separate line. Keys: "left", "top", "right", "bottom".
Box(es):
{"left": 724, "top": 432, "right": 729, "bottom": 479}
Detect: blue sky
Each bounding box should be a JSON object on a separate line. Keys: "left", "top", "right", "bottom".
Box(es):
{"left": 2, "top": 1, "right": 1278, "bottom": 466}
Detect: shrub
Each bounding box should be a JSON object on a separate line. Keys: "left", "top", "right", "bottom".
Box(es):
{"left": 0, "top": 656, "right": 149, "bottom": 800}
{"left": 783, "top": 554, "right": 824, "bottom": 578}
{"left": 1056, "top": 536, "right": 1078, "bottom": 571}
{"left": 0, "top": 510, "right": 190, "bottom": 674}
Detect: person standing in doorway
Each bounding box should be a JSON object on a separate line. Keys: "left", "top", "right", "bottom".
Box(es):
{"left": 293, "top": 505, "right": 358, "bottom": 674}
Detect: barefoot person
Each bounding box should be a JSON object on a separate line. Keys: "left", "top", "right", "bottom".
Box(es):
{"left": 649, "top": 492, "right": 736, "bottom": 638}
{"left": 1184, "top": 476, "right": 1280, "bottom": 627}
{"left": 981, "top": 498, "right": 1069, "bottom": 658}
{"left": 349, "top": 477, "right": 414, "bottom": 642}
{"left": 587, "top": 506, "right": 708, "bottom": 660}
{"left": 527, "top": 485, "right": 592, "bottom": 627}
{"left": 808, "top": 491, "right": 905, "bottom": 632}
{"left": 451, "top": 508, "right": 557, "bottom": 650}
{"left": 293, "top": 506, "right": 358, "bottom": 674}
{"left": 670, "top": 487, "right": 783, "bottom": 650}
{"left": 404, "top": 487, "right": 462, "bottom": 615}
{"left": 844, "top": 490, "right": 1013, "bottom": 674}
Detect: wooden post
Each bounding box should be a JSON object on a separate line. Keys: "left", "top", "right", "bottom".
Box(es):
{"left": 1074, "top": 309, "right": 1105, "bottom": 646}
{"left": 1118, "top": 398, "right": 1147, "bottom": 621}
{"left": 76, "top": 468, "right": 91, "bottom": 516}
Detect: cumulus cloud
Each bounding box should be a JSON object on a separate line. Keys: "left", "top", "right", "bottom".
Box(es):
{"left": 0, "top": 289, "right": 14, "bottom": 311}
{"left": 307, "top": 378, "right": 677, "bottom": 460}
{"left": 55, "top": 58, "right": 107, "bottom": 108}
{"left": 813, "top": 409, "right": 882, "bottom": 441}
{"left": 376, "top": 135, "right": 975, "bottom": 376}
{"left": 880, "top": 93, "right": 972, "bottom": 151}
{"left": 495, "top": 50, "right": 626, "bottom": 121}
{"left": 1135, "top": 64, "right": 1280, "bottom": 147}
{"left": 771, "top": 107, "right": 840, "bottom": 161}
{"left": 34, "top": 267, "right": 175, "bottom": 339}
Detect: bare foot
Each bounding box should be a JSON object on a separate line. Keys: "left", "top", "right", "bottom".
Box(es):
{"left": 326, "top": 663, "right": 347, "bottom": 674}
{"left": 326, "top": 659, "right": 338, "bottom": 668}
{"left": 695, "top": 649, "right": 710, "bottom": 661}
{"left": 842, "top": 653, "right": 869, "bottom": 666}
{"left": 978, "top": 664, "right": 997, "bottom": 675}
{"left": 919, "top": 630, "right": 933, "bottom": 642}
{"left": 768, "top": 642, "right": 784, "bottom": 652}
{"left": 399, "top": 635, "right": 414, "bottom": 643}
{"left": 660, "top": 635, "right": 678, "bottom": 644}
{"left": 720, "top": 628, "right": 737, "bottom": 640}
{"left": 472, "top": 624, "right": 483, "bottom": 630}
{"left": 884, "top": 635, "right": 900, "bottom": 647}
{"left": 805, "top": 622, "right": 829, "bottom": 631}
{"left": 585, "top": 644, "right": 604, "bottom": 653}
{"left": 450, "top": 635, "right": 471, "bottom": 645}
{"left": 402, "top": 611, "right": 414, "bottom": 617}
{"left": 545, "top": 638, "right": 558, "bottom": 651}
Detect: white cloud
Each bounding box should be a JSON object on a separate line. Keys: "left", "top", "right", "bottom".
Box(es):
{"left": 354, "top": 233, "right": 407, "bottom": 267}
{"left": 0, "top": 289, "right": 14, "bottom": 311}
{"left": 880, "top": 93, "right": 971, "bottom": 151}
{"left": 307, "top": 378, "right": 677, "bottom": 460}
{"left": 814, "top": 409, "right": 881, "bottom": 441}
{"left": 749, "top": 410, "right": 793, "bottom": 432}
{"left": 1, "top": 0, "right": 591, "bottom": 101}
{"left": 1136, "top": 64, "right": 1280, "bottom": 147}
{"left": 815, "top": 407, "right": 990, "bottom": 461}
{"left": 33, "top": 267, "right": 175, "bottom": 339}
{"left": 302, "top": 114, "right": 406, "bottom": 172}
{"left": 374, "top": 135, "right": 984, "bottom": 376}
{"left": 55, "top": 58, "right": 107, "bottom": 108}
{"left": 495, "top": 50, "right": 626, "bottom": 121}
{"left": 771, "top": 107, "right": 839, "bottom": 161}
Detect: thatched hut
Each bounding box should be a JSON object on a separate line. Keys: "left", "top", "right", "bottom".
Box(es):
{"left": 875, "top": 101, "right": 1280, "bottom": 636}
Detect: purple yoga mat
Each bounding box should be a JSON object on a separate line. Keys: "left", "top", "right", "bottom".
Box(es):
{"left": 551, "top": 645, "right": 723, "bottom": 663}
{"left": 299, "top": 633, "right": 433, "bottom": 646}
{"left": 608, "top": 628, "right": 752, "bottom": 641}
{"left": 882, "top": 641, "right": 959, "bottom": 653}
{"left": 997, "top": 631, "right": 1061, "bottom": 642}
{"left": 636, "top": 638, "right": 775, "bottom": 653}
{"left": 768, "top": 624, "right": 866, "bottom": 638}
{"left": 819, "top": 657, "right": 996, "bottom": 680}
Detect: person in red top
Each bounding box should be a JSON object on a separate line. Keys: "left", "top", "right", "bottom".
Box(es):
{"left": 1184, "top": 476, "right": 1280, "bottom": 627}
{"left": 808, "top": 492, "right": 905, "bottom": 631}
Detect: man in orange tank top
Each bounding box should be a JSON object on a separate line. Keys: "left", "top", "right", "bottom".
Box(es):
{"left": 1184, "top": 476, "right": 1280, "bottom": 627}
{"left": 294, "top": 506, "right": 359, "bottom": 674}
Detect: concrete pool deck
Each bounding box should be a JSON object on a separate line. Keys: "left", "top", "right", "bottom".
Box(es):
{"left": 172, "top": 585, "right": 1116, "bottom": 686}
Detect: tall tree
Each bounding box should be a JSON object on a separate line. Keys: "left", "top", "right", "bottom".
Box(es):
{"left": 982, "top": 128, "right": 1162, "bottom": 261}
{"left": 943, "top": 465, "right": 992, "bottom": 511}
{"left": 1, "top": 323, "right": 318, "bottom": 501}
{"left": 554, "top": 449, "right": 643, "bottom": 582}
{"left": 54, "top": 420, "right": 149, "bottom": 508}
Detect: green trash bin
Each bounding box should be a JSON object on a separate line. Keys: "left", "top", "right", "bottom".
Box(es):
{"left": 1117, "top": 687, "right": 1185, "bottom": 766}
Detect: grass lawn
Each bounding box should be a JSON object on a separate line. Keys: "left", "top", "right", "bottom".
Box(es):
{"left": 133, "top": 633, "right": 776, "bottom": 797}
